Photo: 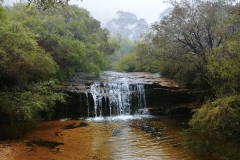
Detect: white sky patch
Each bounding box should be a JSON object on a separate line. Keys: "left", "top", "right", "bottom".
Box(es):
{"left": 128, "top": 24, "right": 137, "bottom": 30}
{"left": 69, "top": 0, "right": 170, "bottom": 25}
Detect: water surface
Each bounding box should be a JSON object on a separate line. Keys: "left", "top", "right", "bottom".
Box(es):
{"left": 8, "top": 115, "right": 218, "bottom": 160}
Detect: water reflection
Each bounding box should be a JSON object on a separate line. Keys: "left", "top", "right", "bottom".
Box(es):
{"left": 87, "top": 115, "right": 198, "bottom": 160}
{"left": 10, "top": 116, "right": 215, "bottom": 160}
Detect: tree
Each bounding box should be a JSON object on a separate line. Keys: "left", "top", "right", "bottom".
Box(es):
{"left": 116, "top": 53, "right": 138, "bottom": 72}
{"left": 106, "top": 33, "right": 134, "bottom": 70}
{"left": 30, "top": 0, "right": 84, "bottom": 11}
{"left": 135, "top": 0, "right": 233, "bottom": 89}
{"left": 0, "top": 81, "right": 65, "bottom": 125}
{"left": 0, "top": 6, "right": 65, "bottom": 128}
{"left": 8, "top": 4, "right": 116, "bottom": 78}
{"left": 0, "top": 20, "right": 57, "bottom": 87}
{"left": 176, "top": 1, "right": 240, "bottom": 158}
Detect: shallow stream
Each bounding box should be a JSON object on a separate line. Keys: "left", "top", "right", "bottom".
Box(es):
{"left": 9, "top": 115, "right": 213, "bottom": 160}
{"left": 85, "top": 115, "right": 193, "bottom": 160}
{"left": 6, "top": 72, "right": 216, "bottom": 159}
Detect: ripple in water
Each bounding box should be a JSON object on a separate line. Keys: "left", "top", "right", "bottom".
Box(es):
{"left": 86, "top": 116, "right": 201, "bottom": 160}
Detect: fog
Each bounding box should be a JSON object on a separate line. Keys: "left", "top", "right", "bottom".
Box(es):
{"left": 69, "top": 0, "right": 170, "bottom": 25}
{"left": 3, "top": 0, "right": 170, "bottom": 26}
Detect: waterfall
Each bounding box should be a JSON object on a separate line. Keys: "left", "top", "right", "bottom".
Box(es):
{"left": 137, "top": 84, "right": 146, "bottom": 109}
{"left": 85, "top": 82, "right": 147, "bottom": 117}
{"left": 85, "top": 92, "right": 90, "bottom": 117}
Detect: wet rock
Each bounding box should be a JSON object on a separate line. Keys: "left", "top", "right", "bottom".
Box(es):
{"left": 145, "top": 108, "right": 166, "bottom": 116}
{"left": 55, "top": 132, "right": 63, "bottom": 137}
{"left": 75, "top": 85, "right": 86, "bottom": 90}
{"left": 167, "top": 107, "right": 192, "bottom": 116}
{"left": 63, "top": 122, "right": 89, "bottom": 129}
{"left": 79, "top": 122, "right": 89, "bottom": 127}
{"left": 25, "top": 140, "right": 64, "bottom": 149}
{"left": 56, "top": 71, "right": 197, "bottom": 119}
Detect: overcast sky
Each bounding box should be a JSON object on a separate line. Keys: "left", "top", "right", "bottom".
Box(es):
{"left": 69, "top": 0, "right": 170, "bottom": 25}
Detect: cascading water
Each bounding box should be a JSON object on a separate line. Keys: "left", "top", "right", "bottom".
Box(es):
{"left": 85, "top": 82, "right": 147, "bottom": 118}
{"left": 84, "top": 92, "right": 90, "bottom": 117}
{"left": 58, "top": 71, "right": 193, "bottom": 120}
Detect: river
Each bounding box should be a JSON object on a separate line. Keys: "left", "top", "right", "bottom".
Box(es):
{"left": 3, "top": 72, "right": 216, "bottom": 159}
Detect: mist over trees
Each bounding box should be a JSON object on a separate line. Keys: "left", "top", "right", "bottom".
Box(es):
{"left": 104, "top": 10, "right": 149, "bottom": 70}
{"left": 105, "top": 33, "right": 134, "bottom": 70}
{"left": 105, "top": 10, "right": 148, "bottom": 41}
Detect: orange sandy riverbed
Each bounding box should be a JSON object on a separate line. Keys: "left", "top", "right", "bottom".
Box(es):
{"left": 0, "top": 118, "right": 221, "bottom": 160}
{"left": 1, "top": 120, "right": 114, "bottom": 160}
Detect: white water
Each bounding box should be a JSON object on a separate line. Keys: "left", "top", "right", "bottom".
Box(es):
{"left": 86, "top": 115, "right": 151, "bottom": 122}
{"left": 87, "top": 82, "right": 147, "bottom": 117}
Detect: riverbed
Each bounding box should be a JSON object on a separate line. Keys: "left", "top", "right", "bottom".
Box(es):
{"left": 0, "top": 71, "right": 212, "bottom": 159}
{"left": 3, "top": 115, "right": 217, "bottom": 160}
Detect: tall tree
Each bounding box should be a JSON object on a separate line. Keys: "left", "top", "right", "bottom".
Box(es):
{"left": 136, "top": 0, "right": 232, "bottom": 89}
{"left": 8, "top": 3, "right": 116, "bottom": 78}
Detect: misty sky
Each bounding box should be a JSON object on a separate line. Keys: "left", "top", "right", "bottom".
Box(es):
{"left": 69, "top": 0, "right": 170, "bottom": 25}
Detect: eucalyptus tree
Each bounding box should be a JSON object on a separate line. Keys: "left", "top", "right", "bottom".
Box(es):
{"left": 8, "top": 3, "right": 116, "bottom": 78}
{"left": 137, "top": 0, "right": 233, "bottom": 88}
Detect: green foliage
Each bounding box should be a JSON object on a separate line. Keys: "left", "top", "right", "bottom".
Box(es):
{"left": 0, "top": 6, "right": 7, "bottom": 22}
{"left": 181, "top": 132, "right": 238, "bottom": 159}
{"left": 133, "top": 42, "right": 162, "bottom": 73}
{"left": 0, "top": 5, "right": 67, "bottom": 130}
{"left": 106, "top": 34, "right": 134, "bottom": 70}
{"left": 190, "top": 96, "right": 240, "bottom": 139}
{"left": 124, "top": 0, "right": 240, "bottom": 158}
{"left": 7, "top": 4, "right": 115, "bottom": 79}
{"left": 116, "top": 53, "right": 137, "bottom": 72}
{"left": 206, "top": 36, "right": 240, "bottom": 97}
{"left": 0, "top": 3, "right": 117, "bottom": 129}
{"left": 183, "top": 96, "right": 240, "bottom": 158}
{"left": 0, "top": 19, "right": 57, "bottom": 87}
{"left": 25, "top": 0, "right": 83, "bottom": 12}
{"left": 134, "top": 0, "right": 231, "bottom": 90}
{"left": 184, "top": 25, "right": 240, "bottom": 158}
{"left": 0, "top": 80, "right": 65, "bottom": 123}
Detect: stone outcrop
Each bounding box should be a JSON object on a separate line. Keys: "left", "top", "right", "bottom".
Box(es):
{"left": 54, "top": 71, "right": 197, "bottom": 119}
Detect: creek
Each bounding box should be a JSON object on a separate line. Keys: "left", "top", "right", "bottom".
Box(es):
{"left": 5, "top": 71, "right": 218, "bottom": 160}
{"left": 47, "top": 71, "right": 210, "bottom": 159}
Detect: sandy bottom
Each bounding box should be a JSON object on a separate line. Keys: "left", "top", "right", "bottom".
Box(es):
{"left": 1, "top": 120, "right": 113, "bottom": 160}
{"left": 0, "top": 144, "right": 12, "bottom": 160}
{"left": 0, "top": 118, "right": 222, "bottom": 160}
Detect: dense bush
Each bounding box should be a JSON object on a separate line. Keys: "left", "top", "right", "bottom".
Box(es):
{"left": 116, "top": 53, "right": 137, "bottom": 72}
{"left": 0, "top": 81, "right": 65, "bottom": 124}
{"left": 0, "top": 3, "right": 116, "bottom": 128}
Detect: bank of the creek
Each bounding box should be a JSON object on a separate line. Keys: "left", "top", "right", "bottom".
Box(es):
{"left": 1, "top": 71, "right": 214, "bottom": 160}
